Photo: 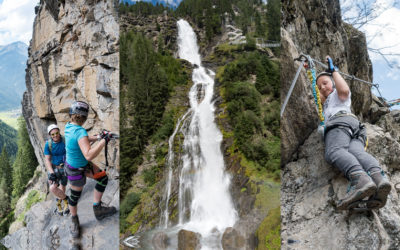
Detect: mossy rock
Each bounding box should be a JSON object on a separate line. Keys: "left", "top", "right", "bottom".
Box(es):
{"left": 256, "top": 206, "right": 280, "bottom": 250}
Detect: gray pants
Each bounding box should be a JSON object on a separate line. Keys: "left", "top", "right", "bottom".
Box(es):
{"left": 324, "top": 115, "right": 381, "bottom": 179}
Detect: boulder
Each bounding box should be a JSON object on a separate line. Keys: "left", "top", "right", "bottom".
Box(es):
{"left": 222, "top": 227, "right": 246, "bottom": 250}
{"left": 178, "top": 229, "right": 201, "bottom": 250}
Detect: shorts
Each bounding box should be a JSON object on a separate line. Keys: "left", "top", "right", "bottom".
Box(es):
{"left": 65, "top": 162, "right": 92, "bottom": 187}
{"left": 48, "top": 166, "right": 68, "bottom": 186}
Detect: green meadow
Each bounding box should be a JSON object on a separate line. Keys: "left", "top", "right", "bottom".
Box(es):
{"left": 0, "top": 109, "right": 21, "bottom": 129}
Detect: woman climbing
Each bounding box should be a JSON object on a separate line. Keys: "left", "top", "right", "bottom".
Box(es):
{"left": 64, "top": 101, "right": 116, "bottom": 238}
{"left": 44, "top": 124, "right": 69, "bottom": 216}
{"left": 317, "top": 56, "right": 391, "bottom": 210}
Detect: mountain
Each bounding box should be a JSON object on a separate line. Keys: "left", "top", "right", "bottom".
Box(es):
{"left": 0, "top": 42, "right": 27, "bottom": 111}
{"left": 120, "top": 0, "right": 182, "bottom": 8}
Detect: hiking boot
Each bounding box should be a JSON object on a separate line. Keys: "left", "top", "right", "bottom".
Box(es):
{"left": 54, "top": 199, "right": 63, "bottom": 216}
{"left": 369, "top": 170, "right": 391, "bottom": 208}
{"left": 63, "top": 198, "right": 70, "bottom": 216}
{"left": 337, "top": 171, "right": 376, "bottom": 210}
{"left": 70, "top": 215, "right": 80, "bottom": 238}
{"left": 93, "top": 202, "right": 117, "bottom": 220}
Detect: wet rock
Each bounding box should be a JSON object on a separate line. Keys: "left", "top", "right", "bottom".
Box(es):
{"left": 152, "top": 231, "right": 169, "bottom": 249}
{"left": 222, "top": 227, "right": 246, "bottom": 250}
{"left": 178, "top": 229, "right": 201, "bottom": 250}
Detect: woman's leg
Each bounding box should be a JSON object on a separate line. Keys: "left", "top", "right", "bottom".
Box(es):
{"left": 84, "top": 163, "right": 106, "bottom": 203}
{"left": 69, "top": 185, "right": 83, "bottom": 216}
{"left": 49, "top": 182, "right": 66, "bottom": 200}
{"left": 324, "top": 127, "right": 363, "bottom": 178}
{"left": 348, "top": 138, "right": 380, "bottom": 173}
{"left": 325, "top": 127, "right": 376, "bottom": 209}
{"left": 85, "top": 163, "right": 116, "bottom": 220}
{"left": 349, "top": 138, "right": 391, "bottom": 208}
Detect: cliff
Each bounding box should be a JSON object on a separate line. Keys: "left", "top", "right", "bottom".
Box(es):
{"left": 23, "top": 0, "right": 120, "bottom": 172}
{"left": 2, "top": 1, "right": 120, "bottom": 249}
{"left": 281, "top": 0, "right": 400, "bottom": 249}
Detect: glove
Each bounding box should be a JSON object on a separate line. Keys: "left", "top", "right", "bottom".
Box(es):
{"left": 326, "top": 56, "right": 338, "bottom": 73}
{"left": 100, "top": 130, "right": 111, "bottom": 143}
{"left": 49, "top": 173, "right": 57, "bottom": 182}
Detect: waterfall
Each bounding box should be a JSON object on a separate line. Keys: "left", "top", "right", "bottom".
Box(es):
{"left": 160, "top": 19, "right": 237, "bottom": 248}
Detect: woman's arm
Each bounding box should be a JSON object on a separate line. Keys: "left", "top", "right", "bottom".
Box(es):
{"left": 88, "top": 135, "right": 98, "bottom": 143}
{"left": 327, "top": 56, "right": 350, "bottom": 101}
{"left": 45, "top": 155, "right": 54, "bottom": 173}
{"left": 332, "top": 71, "right": 350, "bottom": 101}
{"left": 78, "top": 136, "right": 106, "bottom": 161}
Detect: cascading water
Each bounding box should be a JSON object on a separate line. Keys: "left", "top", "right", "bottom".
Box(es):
{"left": 159, "top": 19, "right": 238, "bottom": 249}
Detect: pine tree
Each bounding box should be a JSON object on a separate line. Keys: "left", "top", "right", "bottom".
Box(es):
{"left": 0, "top": 148, "right": 12, "bottom": 199}
{"left": 12, "top": 117, "right": 38, "bottom": 200}
{"left": 266, "top": 0, "right": 280, "bottom": 41}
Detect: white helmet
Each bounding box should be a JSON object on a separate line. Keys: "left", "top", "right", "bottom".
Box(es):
{"left": 47, "top": 124, "right": 59, "bottom": 135}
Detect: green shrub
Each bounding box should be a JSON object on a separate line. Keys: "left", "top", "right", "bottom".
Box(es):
{"left": 120, "top": 192, "right": 141, "bottom": 219}
{"left": 143, "top": 168, "right": 157, "bottom": 186}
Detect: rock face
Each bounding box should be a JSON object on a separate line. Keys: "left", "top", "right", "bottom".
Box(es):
{"left": 2, "top": 179, "right": 119, "bottom": 250}
{"left": 281, "top": 0, "right": 380, "bottom": 164}
{"left": 23, "top": 0, "right": 119, "bottom": 172}
{"left": 3, "top": 1, "right": 120, "bottom": 249}
{"left": 281, "top": 0, "right": 400, "bottom": 249}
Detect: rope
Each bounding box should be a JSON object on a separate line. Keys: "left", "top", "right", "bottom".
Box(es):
{"left": 306, "top": 68, "right": 325, "bottom": 125}
{"left": 281, "top": 53, "right": 399, "bottom": 118}
{"left": 387, "top": 98, "right": 400, "bottom": 107}
{"left": 299, "top": 53, "right": 400, "bottom": 108}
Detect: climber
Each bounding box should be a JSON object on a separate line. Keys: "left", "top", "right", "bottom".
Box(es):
{"left": 317, "top": 56, "right": 391, "bottom": 210}
{"left": 44, "top": 124, "right": 69, "bottom": 216}
{"left": 64, "top": 101, "right": 116, "bottom": 238}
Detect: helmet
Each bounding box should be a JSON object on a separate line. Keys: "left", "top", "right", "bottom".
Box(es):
{"left": 69, "top": 101, "right": 89, "bottom": 117}
{"left": 47, "top": 124, "right": 59, "bottom": 135}
{"left": 316, "top": 72, "right": 332, "bottom": 82}
{"left": 316, "top": 72, "right": 336, "bottom": 89}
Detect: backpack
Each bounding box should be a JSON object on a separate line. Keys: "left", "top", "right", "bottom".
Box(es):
{"left": 48, "top": 136, "right": 65, "bottom": 154}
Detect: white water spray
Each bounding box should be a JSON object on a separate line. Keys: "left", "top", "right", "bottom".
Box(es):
{"left": 161, "top": 19, "right": 237, "bottom": 247}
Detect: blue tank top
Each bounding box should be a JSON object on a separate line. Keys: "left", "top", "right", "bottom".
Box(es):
{"left": 64, "top": 122, "right": 88, "bottom": 168}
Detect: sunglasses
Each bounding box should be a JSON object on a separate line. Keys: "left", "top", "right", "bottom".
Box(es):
{"left": 51, "top": 132, "right": 60, "bottom": 136}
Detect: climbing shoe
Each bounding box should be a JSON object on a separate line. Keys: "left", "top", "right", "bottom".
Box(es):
{"left": 369, "top": 170, "right": 391, "bottom": 208}
{"left": 63, "top": 198, "right": 70, "bottom": 216}
{"left": 70, "top": 215, "right": 80, "bottom": 239}
{"left": 337, "top": 171, "right": 376, "bottom": 210}
{"left": 93, "top": 201, "right": 117, "bottom": 220}
{"left": 54, "top": 199, "right": 63, "bottom": 216}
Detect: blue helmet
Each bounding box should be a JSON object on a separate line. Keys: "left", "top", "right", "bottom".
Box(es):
{"left": 69, "top": 101, "right": 89, "bottom": 117}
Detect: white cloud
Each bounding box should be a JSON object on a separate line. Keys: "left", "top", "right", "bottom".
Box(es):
{"left": 0, "top": 0, "right": 38, "bottom": 46}
{"left": 362, "top": 6, "right": 400, "bottom": 64}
